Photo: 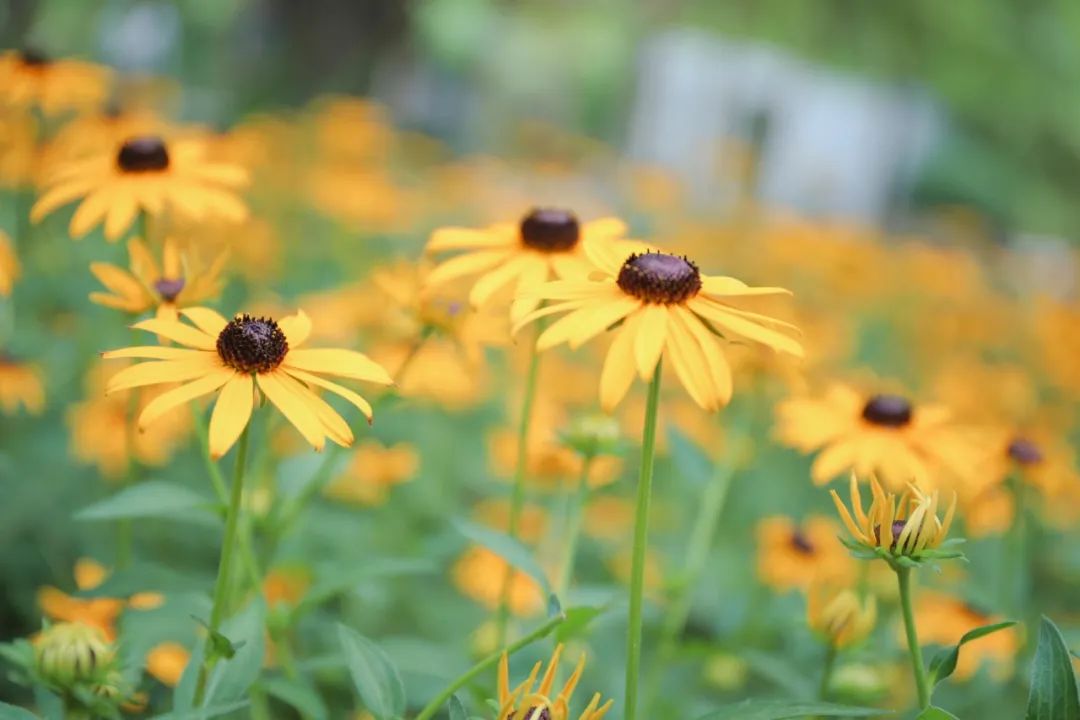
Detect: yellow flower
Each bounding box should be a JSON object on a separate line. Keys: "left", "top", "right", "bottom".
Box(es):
{"left": 830, "top": 475, "right": 959, "bottom": 563}
{"left": 325, "top": 440, "right": 419, "bottom": 506}
{"left": 806, "top": 578, "right": 877, "bottom": 649}
{"left": 90, "top": 237, "right": 227, "bottom": 321}
{"left": 496, "top": 644, "right": 612, "bottom": 720}
{"left": 0, "top": 49, "right": 112, "bottom": 115}
{"left": 424, "top": 208, "right": 629, "bottom": 323}
{"left": 755, "top": 515, "right": 855, "bottom": 591}
{"left": 38, "top": 558, "right": 163, "bottom": 642}
{"left": 516, "top": 241, "right": 802, "bottom": 411}
{"left": 907, "top": 593, "right": 1019, "bottom": 681}
{"left": 0, "top": 355, "right": 44, "bottom": 415}
{"left": 452, "top": 546, "right": 544, "bottom": 617}
{"left": 775, "top": 383, "right": 975, "bottom": 489}
{"left": 32, "top": 135, "right": 248, "bottom": 241}
{"left": 102, "top": 307, "right": 393, "bottom": 458}
{"left": 145, "top": 642, "right": 190, "bottom": 687}
{"left": 0, "top": 110, "right": 37, "bottom": 188}
{"left": 0, "top": 230, "right": 20, "bottom": 295}
{"left": 262, "top": 566, "right": 311, "bottom": 609}
{"left": 67, "top": 363, "right": 190, "bottom": 478}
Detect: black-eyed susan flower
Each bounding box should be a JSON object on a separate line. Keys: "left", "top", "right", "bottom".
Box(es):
{"left": 424, "top": 208, "right": 629, "bottom": 323}
{"left": 90, "top": 237, "right": 227, "bottom": 321}
{"left": 775, "top": 383, "right": 976, "bottom": 489}
{"left": 102, "top": 307, "right": 392, "bottom": 458}
{"left": 32, "top": 135, "right": 248, "bottom": 241}
{"left": 806, "top": 578, "right": 877, "bottom": 649}
{"left": 0, "top": 230, "right": 19, "bottom": 295}
{"left": 755, "top": 515, "right": 854, "bottom": 591}
{"left": 0, "top": 354, "right": 44, "bottom": 415}
{"left": 516, "top": 240, "right": 803, "bottom": 411}
{"left": 0, "top": 49, "right": 112, "bottom": 115}
{"left": 830, "top": 474, "right": 960, "bottom": 566}
{"left": 496, "top": 644, "right": 613, "bottom": 720}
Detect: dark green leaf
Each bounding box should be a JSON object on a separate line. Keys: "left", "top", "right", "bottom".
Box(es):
{"left": 338, "top": 624, "right": 406, "bottom": 720}
{"left": 205, "top": 599, "right": 266, "bottom": 703}
{"left": 448, "top": 695, "right": 467, "bottom": 720}
{"left": 453, "top": 519, "right": 553, "bottom": 599}
{"left": 1026, "top": 616, "right": 1080, "bottom": 720}
{"left": 694, "top": 699, "right": 882, "bottom": 719}
{"left": 75, "top": 481, "right": 217, "bottom": 523}
{"left": 0, "top": 701, "right": 40, "bottom": 719}
{"left": 917, "top": 707, "right": 959, "bottom": 719}
{"left": 148, "top": 700, "right": 250, "bottom": 719}
{"left": 555, "top": 606, "right": 604, "bottom": 643}
{"left": 263, "top": 676, "right": 329, "bottom": 720}
{"left": 928, "top": 620, "right": 1017, "bottom": 686}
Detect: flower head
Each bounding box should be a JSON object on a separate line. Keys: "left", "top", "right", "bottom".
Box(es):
{"left": 0, "top": 49, "right": 112, "bottom": 115}
{"left": 516, "top": 240, "right": 802, "bottom": 411}
{"left": 806, "top": 578, "right": 877, "bottom": 649}
{"left": 496, "top": 645, "right": 612, "bottom": 720}
{"left": 424, "top": 208, "right": 629, "bottom": 323}
{"left": 32, "top": 135, "right": 248, "bottom": 241}
{"left": 756, "top": 515, "right": 854, "bottom": 591}
{"left": 830, "top": 474, "right": 960, "bottom": 566}
{"left": 102, "top": 307, "right": 392, "bottom": 458}
{"left": 34, "top": 622, "right": 114, "bottom": 688}
{"left": 0, "top": 355, "right": 44, "bottom": 415}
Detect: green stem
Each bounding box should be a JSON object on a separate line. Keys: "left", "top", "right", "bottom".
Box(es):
{"left": 555, "top": 454, "right": 595, "bottom": 598}
{"left": 495, "top": 322, "right": 544, "bottom": 648}
{"left": 625, "top": 360, "right": 663, "bottom": 720}
{"left": 818, "top": 643, "right": 837, "bottom": 700}
{"left": 194, "top": 424, "right": 252, "bottom": 707}
{"left": 192, "top": 405, "right": 230, "bottom": 505}
{"left": 116, "top": 328, "right": 144, "bottom": 570}
{"left": 647, "top": 460, "right": 736, "bottom": 706}
{"left": 413, "top": 613, "right": 565, "bottom": 720}
{"left": 1003, "top": 475, "right": 1029, "bottom": 617}
{"left": 897, "top": 566, "right": 930, "bottom": 710}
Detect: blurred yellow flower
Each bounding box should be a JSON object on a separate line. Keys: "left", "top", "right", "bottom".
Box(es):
{"left": 0, "top": 355, "right": 44, "bottom": 415}
{"left": 0, "top": 230, "right": 19, "bottom": 295}
{"left": 145, "top": 643, "right": 190, "bottom": 687}
{"left": 806, "top": 578, "right": 877, "bottom": 649}
{"left": 325, "top": 441, "right": 419, "bottom": 506}
{"left": 755, "top": 515, "right": 854, "bottom": 591}
{"left": 0, "top": 49, "right": 112, "bottom": 115}
{"left": 38, "top": 559, "right": 163, "bottom": 642}
{"left": 496, "top": 644, "right": 612, "bottom": 720}
{"left": 452, "top": 546, "right": 544, "bottom": 617}
{"left": 89, "top": 237, "right": 227, "bottom": 321}
{"left": 263, "top": 566, "right": 311, "bottom": 609}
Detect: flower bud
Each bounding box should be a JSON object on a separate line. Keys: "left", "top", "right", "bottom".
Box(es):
{"left": 34, "top": 623, "right": 113, "bottom": 688}
{"left": 560, "top": 414, "right": 621, "bottom": 458}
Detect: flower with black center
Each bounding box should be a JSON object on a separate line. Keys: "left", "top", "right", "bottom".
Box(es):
{"left": 775, "top": 383, "right": 978, "bottom": 489}
{"left": 496, "top": 645, "right": 612, "bottom": 720}
{"left": 102, "top": 307, "right": 392, "bottom": 458}
{"left": 424, "top": 208, "right": 629, "bottom": 323}
{"left": 32, "top": 135, "right": 248, "bottom": 241}
{"left": 90, "top": 237, "right": 227, "bottom": 322}
{"left": 831, "top": 474, "right": 960, "bottom": 566}
{"left": 755, "top": 515, "right": 854, "bottom": 591}
{"left": 0, "top": 49, "right": 112, "bottom": 115}
{"left": 514, "top": 239, "right": 802, "bottom": 411}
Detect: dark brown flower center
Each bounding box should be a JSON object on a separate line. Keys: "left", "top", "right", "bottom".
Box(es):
{"left": 19, "top": 48, "right": 49, "bottom": 66}
{"left": 1007, "top": 437, "right": 1043, "bottom": 466}
{"left": 117, "top": 136, "right": 169, "bottom": 173}
{"left": 616, "top": 251, "right": 702, "bottom": 304}
{"left": 519, "top": 208, "right": 580, "bottom": 252}
{"left": 861, "top": 394, "right": 912, "bottom": 428}
{"left": 216, "top": 315, "right": 288, "bottom": 374}
{"left": 153, "top": 278, "right": 185, "bottom": 302}
{"left": 790, "top": 530, "right": 816, "bottom": 555}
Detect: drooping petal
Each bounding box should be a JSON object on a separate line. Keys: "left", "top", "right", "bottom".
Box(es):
{"left": 179, "top": 307, "right": 229, "bottom": 337}
{"left": 689, "top": 297, "right": 804, "bottom": 357}
{"left": 137, "top": 369, "right": 234, "bottom": 428}
{"left": 257, "top": 371, "right": 325, "bottom": 451}
{"left": 673, "top": 307, "right": 733, "bottom": 406}
{"left": 284, "top": 367, "right": 374, "bottom": 422}
{"left": 632, "top": 304, "right": 668, "bottom": 380}
{"left": 663, "top": 311, "right": 718, "bottom": 411}
{"left": 424, "top": 249, "right": 513, "bottom": 289}
{"left": 599, "top": 313, "right": 640, "bottom": 412}
{"left": 277, "top": 309, "right": 312, "bottom": 349}
{"left": 208, "top": 374, "right": 255, "bottom": 459}
{"left": 107, "top": 356, "right": 220, "bottom": 393}
{"left": 535, "top": 296, "right": 638, "bottom": 352}
{"left": 281, "top": 374, "right": 354, "bottom": 447}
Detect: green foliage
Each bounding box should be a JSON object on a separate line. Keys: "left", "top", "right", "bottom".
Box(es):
{"left": 338, "top": 624, "right": 407, "bottom": 720}
{"left": 928, "top": 620, "right": 1018, "bottom": 687}
{"left": 74, "top": 481, "right": 219, "bottom": 523}
{"left": 695, "top": 699, "right": 881, "bottom": 719}
{"left": 1026, "top": 616, "right": 1080, "bottom": 720}
{"left": 917, "top": 708, "right": 960, "bottom": 720}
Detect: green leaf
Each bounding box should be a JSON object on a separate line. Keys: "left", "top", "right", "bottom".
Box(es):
{"left": 555, "top": 606, "right": 604, "bottom": 643}
{"left": 1026, "top": 616, "right": 1080, "bottom": 720}
{"left": 205, "top": 599, "right": 266, "bottom": 704}
{"left": 338, "top": 624, "right": 406, "bottom": 720}
{"left": 448, "top": 695, "right": 467, "bottom": 720}
{"left": 917, "top": 707, "right": 960, "bottom": 719}
{"left": 148, "top": 700, "right": 251, "bottom": 719}
{"left": 74, "top": 481, "right": 217, "bottom": 523}
{"left": 0, "top": 701, "right": 41, "bottom": 719}
{"left": 263, "top": 676, "right": 329, "bottom": 720}
{"left": 299, "top": 559, "right": 436, "bottom": 612}
{"left": 928, "top": 620, "right": 1017, "bottom": 686}
{"left": 453, "top": 519, "right": 554, "bottom": 599}
{"left": 695, "top": 699, "right": 882, "bottom": 719}
{"left": 668, "top": 427, "right": 711, "bottom": 488}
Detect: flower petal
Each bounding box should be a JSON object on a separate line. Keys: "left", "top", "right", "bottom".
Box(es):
{"left": 632, "top": 304, "right": 668, "bottom": 380}
{"left": 132, "top": 317, "right": 217, "bottom": 350}
{"left": 278, "top": 309, "right": 312, "bottom": 348}
{"left": 179, "top": 307, "right": 229, "bottom": 337}
{"left": 284, "top": 349, "right": 393, "bottom": 385}
{"left": 107, "top": 356, "right": 220, "bottom": 393}
{"left": 284, "top": 367, "right": 374, "bottom": 422}
{"left": 208, "top": 374, "right": 255, "bottom": 459}
{"left": 137, "top": 368, "right": 234, "bottom": 428}
{"left": 257, "top": 371, "right": 325, "bottom": 451}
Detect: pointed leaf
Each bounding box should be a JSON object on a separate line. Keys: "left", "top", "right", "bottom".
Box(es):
{"left": 694, "top": 699, "right": 882, "bottom": 719}
{"left": 338, "top": 624, "right": 406, "bottom": 720}
{"left": 0, "top": 702, "right": 40, "bottom": 720}
{"left": 75, "top": 481, "right": 217, "bottom": 523}
{"left": 917, "top": 708, "right": 959, "bottom": 719}
{"left": 205, "top": 599, "right": 266, "bottom": 703}
{"left": 928, "top": 620, "right": 1017, "bottom": 686}
{"left": 1026, "top": 616, "right": 1080, "bottom": 720}
{"left": 448, "top": 695, "right": 467, "bottom": 720}
{"left": 263, "top": 676, "right": 329, "bottom": 720}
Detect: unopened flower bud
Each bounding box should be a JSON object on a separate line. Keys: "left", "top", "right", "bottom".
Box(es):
{"left": 560, "top": 414, "right": 621, "bottom": 458}
{"left": 34, "top": 623, "right": 113, "bottom": 688}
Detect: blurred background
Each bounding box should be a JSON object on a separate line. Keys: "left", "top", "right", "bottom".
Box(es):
{"left": 4, "top": 0, "right": 1080, "bottom": 272}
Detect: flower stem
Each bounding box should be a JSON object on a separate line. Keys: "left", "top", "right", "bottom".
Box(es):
{"left": 494, "top": 322, "right": 544, "bottom": 648}
{"left": 413, "top": 612, "right": 565, "bottom": 720}
{"left": 194, "top": 423, "right": 252, "bottom": 707}
{"left": 818, "top": 643, "right": 837, "bottom": 700}
{"left": 556, "top": 453, "right": 595, "bottom": 598}
{"left": 625, "top": 360, "right": 663, "bottom": 720}
{"left": 896, "top": 566, "right": 930, "bottom": 710}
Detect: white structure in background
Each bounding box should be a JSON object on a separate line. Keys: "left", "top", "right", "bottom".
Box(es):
{"left": 627, "top": 29, "right": 943, "bottom": 223}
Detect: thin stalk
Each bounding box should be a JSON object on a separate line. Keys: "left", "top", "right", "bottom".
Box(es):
{"left": 896, "top": 566, "right": 930, "bottom": 710}
{"left": 625, "top": 360, "right": 663, "bottom": 720}
{"left": 413, "top": 613, "right": 565, "bottom": 720}
{"left": 494, "top": 321, "right": 544, "bottom": 648}
{"left": 817, "top": 643, "right": 837, "bottom": 700}
{"left": 555, "top": 454, "right": 595, "bottom": 598}
{"left": 193, "top": 424, "right": 252, "bottom": 706}
{"left": 1002, "top": 474, "right": 1029, "bottom": 617}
